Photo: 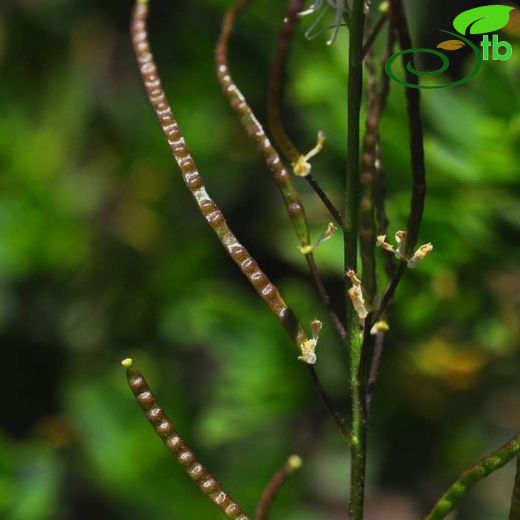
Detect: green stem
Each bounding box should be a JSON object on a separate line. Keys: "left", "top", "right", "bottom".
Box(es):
{"left": 426, "top": 432, "right": 520, "bottom": 520}
{"left": 344, "top": 1, "right": 366, "bottom": 519}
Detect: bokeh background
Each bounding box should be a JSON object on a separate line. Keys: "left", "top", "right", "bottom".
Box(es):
{"left": 1, "top": 0, "right": 520, "bottom": 518}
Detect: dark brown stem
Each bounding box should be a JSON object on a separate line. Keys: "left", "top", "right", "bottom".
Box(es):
{"left": 308, "top": 365, "right": 353, "bottom": 443}
{"left": 124, "top": 359, "right": 250, "bottom": 520}
{"left": 266, "top": 0, "right": 304, "bottom": 165}
{"left": 390, "top": 0, "right": 427, "bottom": 258}
{"left": 254, "top": 455, "right": 302, "bottom": 520}
{"left": 374, "top": 23, "right": 397, "bottom": 281}
{"left": 365, "top": 330, "right": 385, "bottom": 412}
{"left": 305, "top": 254, "right": 347, "bottom": 342}
{"left": 306, "top": 174, "right": 344, "bottom": 227}
{"left": 362, "top": 11, "right": 388, "bottom": 58}
{"left": 372, "top": 261, "right": 406, "bottom": 326}
{"left": 131, "top": 0, "right": 307, "bottom": 345}
{"left": 266, "top": 0, "right": 343, "bottom": 226}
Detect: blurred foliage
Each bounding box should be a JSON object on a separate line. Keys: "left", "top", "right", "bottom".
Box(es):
{"left": 0, "top": 0, "right": 519, "bottom": 519}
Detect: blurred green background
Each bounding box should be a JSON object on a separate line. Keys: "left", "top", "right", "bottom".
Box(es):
{"left": 1, "top": 0, "right": 520, "bottom": 518}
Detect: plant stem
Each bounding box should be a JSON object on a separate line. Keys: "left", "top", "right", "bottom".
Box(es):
{"left": 345, "top": 1, "right": 366, "bottom": 518}
{"left": 390, "top": 0, "right": 426, "bottom": 257}
{"left": 254, "top": 455, "right": 302, "bottom": 520}
{"left": 426, "top": 433, "right": 520, "bottom": 520}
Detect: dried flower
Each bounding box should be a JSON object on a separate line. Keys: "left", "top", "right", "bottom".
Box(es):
{"left": 370, "top": 320, "right": 390, "bottom": 336}
{"left": 346, "top": 270, "right": 369, "bottom": 319}
{"left": 292, "top": 131, "right": 325, "bottom": 177}
{"left": 377, "top": 230, "right": 433, "bottom": 268}
{"left": 299, "top": 221, "right": 337, "bottom": 255}
{"left": 407, "top": 243, "right": 433, "bottom": 268}
{"left": 298, "top": 319, "right": 322, "bottom": 364}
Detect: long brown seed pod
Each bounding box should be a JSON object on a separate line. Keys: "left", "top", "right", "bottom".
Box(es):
{"left": 131, "top": 0, "right": 307, "bottom": 346}
{"left": 254, "top": 455, "right": 302, "bottom": 520}
{"left": 216, "top": 0, "right": 310, "bottom": 250}
{"left": 122, "top": 359, "right": 250, "bottom": 520}
{"left": 359, "top": 46, "right": 378, "bottom": 308}
{"left": 216, "top": 0, "right": 347, "bottom": 344}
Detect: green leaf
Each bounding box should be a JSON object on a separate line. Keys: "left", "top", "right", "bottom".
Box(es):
{"left": 453, "top": 5, "right": 514, "bottom": 35}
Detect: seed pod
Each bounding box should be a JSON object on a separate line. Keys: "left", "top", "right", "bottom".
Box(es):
{"left": 215, "top": 1, "right": 311, "bottom": 250}
{"left": 122, "top": 359, "right": 250, "bottom": 520}
{"left": 131, "top": 0, "right": 307, "bottom": 346}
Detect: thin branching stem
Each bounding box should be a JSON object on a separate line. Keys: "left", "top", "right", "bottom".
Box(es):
{"left": 345, "top": 0, "right": 366, "bottom": 518}
{"left": 254, "top": 455, "right": 302, "bottom": 520}
{"left": 131, "top": 0, "right": 306, "bottom": 345}
{"left": 426, "top": 433, "right": 520, "bottom": 520}
{"left": 266, "top": 0, "right": 304, "bottom": 165}
{"left": 362, "top": 11, "right": 388, "bottom": 58}
{"left": 123, "top": 359, "right": 250, "bottom": 520}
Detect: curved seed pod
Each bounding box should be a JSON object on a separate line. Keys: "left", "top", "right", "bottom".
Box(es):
{"left": 359, "top": 46, "right": 378, "bottom": 308}
{"left": 215, "top": 1, "right": 310, "bottom": 249}
{"left": 426, "top": 432, "right": 520, "bottom": 520}
{"left": 131, "top": 0, "right": 306, "bottom": 346}
{"left": 215, "top": 0, "right": 347, "bottom": 344}
{"left": 122, "top": 359, "right": 250, "bottom": 520}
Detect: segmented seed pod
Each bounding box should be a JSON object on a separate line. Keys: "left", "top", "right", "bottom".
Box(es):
{"left": 359, "top": 49, "right": 378, "bottom": 307}
{"left": 123, "top": 359, "right": 250, "bottom": 520}
{"left": 131, "top": 0, "right": 307, "bottom": 346}
{"left": 215, "top": 1, "right": 311, "bottom": 250}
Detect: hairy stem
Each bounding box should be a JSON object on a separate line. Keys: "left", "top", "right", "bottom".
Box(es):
{"left": 123, "top": 359, "right": 250, "bottom": 520}
{"left": 426, "top": 433, "right": 520, "bottom": 520}
{"left": 345, "top": 0, "right": 366, "bottom": 518}
{"left": 254, "top": 455, "right": 302, "bottom": 520}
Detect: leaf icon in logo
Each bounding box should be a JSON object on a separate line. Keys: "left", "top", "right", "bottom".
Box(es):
{"left": 453, "top": 5, "right": 514, "bottom": 35}
{"left": 437, "top": 39, "right": 466, "bottom": 51}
